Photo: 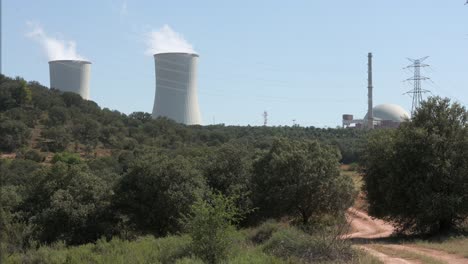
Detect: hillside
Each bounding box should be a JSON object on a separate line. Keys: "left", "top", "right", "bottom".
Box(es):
{"left": 0, "top": 75, "right": 365, "bottom": 163}
{"left": 0, "top": 74, "right": 372, "bottom": 263}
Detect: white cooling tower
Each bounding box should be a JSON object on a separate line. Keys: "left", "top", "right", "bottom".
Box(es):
{"left": 49, "top": 60, "right": 91, "bottom": 100}
{"left": 152, "top": 52, "right": 202, "bottom": 125}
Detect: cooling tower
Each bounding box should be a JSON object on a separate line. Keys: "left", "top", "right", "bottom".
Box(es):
{"left": 49, "top": 60, "right": 91, "bottom": 100}
{"left": 152, "top": 52, "right": 202, "bottom": 125}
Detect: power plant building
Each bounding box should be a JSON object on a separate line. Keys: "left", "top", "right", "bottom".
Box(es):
{"left": 49, "top": 60, "right": 91, "bottom": 100}
{"left": 152, "top": 52, "right": 202, "bottom": 125}
{"left": 342, "top": 52, "right": 410, "bottom": 129}
{"left": 343, "top": 104, "right": 410, "bottom": 128}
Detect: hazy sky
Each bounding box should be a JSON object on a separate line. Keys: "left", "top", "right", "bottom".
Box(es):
{"left": 3, "top": 0, "right": 468, "bottom": 127}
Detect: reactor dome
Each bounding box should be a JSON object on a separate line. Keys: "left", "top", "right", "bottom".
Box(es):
{"left": 365, "top": 104, "right": 410, "bottom": 122}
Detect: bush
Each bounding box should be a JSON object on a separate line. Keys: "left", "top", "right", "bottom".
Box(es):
{"left": 114, "top": 153, "right": 205, "bottom": 235}
{"left": 183, "top": 192, "right": 244, "bottom": 264}
{"left": 19, "top": 163, "right": 114, "bottom": 244}
{"left": 23, "top": 149, "right": 45, "bottom": 162}
{"left": 362, "top": 97, "right": 468, "bottom": 233}
{"left": 248, "top": 220, "right": 282, "bottom": 244}
{"left": 0, "top": 119, "right": 30, "bottom": 152}
{"left": 51, "top": 152, "right": 82, "bottom": 164}
{"left": 262, "top": 225, "right": 353, "bottom": 263}
{"left": 40, "top": 126, "right": 71, "bottom": 152}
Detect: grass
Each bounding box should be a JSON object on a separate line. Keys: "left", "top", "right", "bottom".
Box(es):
{"left": 4, "top": 220, "right": 381, "bottom": 264}
{"left": 411, "top": 236, "right": 468, "bottom": 258}
{"left": 368, "top": 244, "right": 445, "bottom": 264}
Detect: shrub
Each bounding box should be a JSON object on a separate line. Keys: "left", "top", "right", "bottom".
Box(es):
{"left": 114, "top": 153, "right": 205, "bottom": 235}
{"left": 183, "top": 192, "right": 244, "bottom": 264}
{"left": 248, "top": 220, "right": 282, "bottom": 244}
{"left": 262, "top": 226, "right": 353, "bottom": 263}
{"left": 0, "top": 119, "right": 30, "bottom": 152}
{"left": 23, "top": 149, "right": 45, "bottom": 162}
{"left": 51, "top": 152, "right": 82, "bottom": 164}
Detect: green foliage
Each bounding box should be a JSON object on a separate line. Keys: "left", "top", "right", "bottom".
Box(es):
{"left": 262, "top": 225, "right": 352, "bottom": 263}
{"left": 114, "top": 153, "right": 205, "bottom": 235}
{"left": 51, "top": 152, "right": 82, "bottom": 164}
{"left": 0, "top": 75, "right": 370, "bottom": 258}
{"left": 252, "top": 138, "right": 357, "bottom": 224}
{"left": 19, "top": 163, "right": 114, "bottom": 244}
{"left": 202, "top": 144, "right": 254, "bottom": 218}
{"left": 362, "top": 97, "right": 468, "bottom": 233}
{"left": 248, "top": 220, "right": 282, "bottom": 244}
{"left": 0, "top": 118, "right": 30, "bottom": 152}
{"left": 5, "top": 235, "right": 192, "bottom": 264}
{"left": 183, "top": 192, "right": 244, "bottom": 264}
{"left": 41, "top": 126, "right": 72, "bottom": 152}
{"left": 22, "top": 149, "right": 45, "bottom": 162}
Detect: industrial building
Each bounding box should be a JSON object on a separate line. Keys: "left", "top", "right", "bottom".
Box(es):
{"left": 343, "top": 104, "right": 410, "bottom": 128}
{"left": 49, "top": 60, "right": 91, "bottom": 100}
{"left": 152, "top": 52, "right": 202, "bottom": 125}
{"left": 342, "top": 53, "right": 410, "bottom": 129}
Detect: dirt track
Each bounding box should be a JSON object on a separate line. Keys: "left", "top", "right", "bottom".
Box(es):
{"left": 346, "top": 208, "right": 468, "bottom": 264}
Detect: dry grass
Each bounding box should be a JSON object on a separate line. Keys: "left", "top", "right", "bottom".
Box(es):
{"left": 411, "top": 236, "right": 468, "bottom": 258}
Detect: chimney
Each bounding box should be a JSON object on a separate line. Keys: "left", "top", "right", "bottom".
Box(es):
{"left": 367, "top": 53, "right": 374, "bottom": 129}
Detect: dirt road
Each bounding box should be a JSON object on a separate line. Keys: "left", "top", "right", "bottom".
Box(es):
{"left": 346, "top": 208, "right": 468, "bottom": 264}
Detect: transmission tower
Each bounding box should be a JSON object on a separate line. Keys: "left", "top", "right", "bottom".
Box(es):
{"left": 404, "top": 57, "right": 431, "bottom": 115}
{"left": 263, "top": 111, "right": 268, "bottom": 126}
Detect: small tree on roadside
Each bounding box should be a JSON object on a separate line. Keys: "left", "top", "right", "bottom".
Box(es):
{"left": 362, "top": 97, "right": 468, "bottom": 233}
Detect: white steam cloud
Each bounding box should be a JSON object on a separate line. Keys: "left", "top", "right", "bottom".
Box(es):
{"left": 26, "top": 22, "right": 87, "bottom": 61}
{"left": 145, "top": 25, "right": 196, "bottom": 55}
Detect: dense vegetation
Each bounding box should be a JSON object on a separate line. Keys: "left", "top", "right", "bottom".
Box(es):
{"left": 0, "top": 75, "right": 365, "bottom": 263}
{"left": 362, "top": 97, "right": 468, "bottom": 234}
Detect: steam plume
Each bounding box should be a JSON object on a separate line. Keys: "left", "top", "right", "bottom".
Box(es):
{"left": 145, "top": 25, "right": 196, "bottom": 55}
{"left": 26, "top": 22, "right": 87, "bottom": 61}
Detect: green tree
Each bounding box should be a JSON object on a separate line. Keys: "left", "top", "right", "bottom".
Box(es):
{"left": 19, "top": 163, "right": 114, "bottom": 244}
{"left": 252, "top": 138, "right": 356, "bottom": 224}
{"left": 114, "top": 153, "right": 205, "bottom": 235}
{"left": 0, "top": 119, "right": 30, "bottom": 152}
{"left": 202, "top": 144, "right": 253, "bottom": 216}
{"left": 183, "top": 192, "right": 243, "bottom": 264}
{"left": 362, "top": 97, "right": 468, "bottom": 233}
{"left": 41, "top": 126, "right": 72, "bottom": 152}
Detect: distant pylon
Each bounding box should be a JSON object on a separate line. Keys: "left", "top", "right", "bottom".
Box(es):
{"left": 404, "top": 57, "right": 431, "bottom": 115}
{"left": 263, "top": 111, "right": 268, "bottom": 126}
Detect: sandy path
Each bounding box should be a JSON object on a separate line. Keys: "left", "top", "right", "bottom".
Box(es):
{"left": 346, "top": 208, "right": 468, "bottom": 264}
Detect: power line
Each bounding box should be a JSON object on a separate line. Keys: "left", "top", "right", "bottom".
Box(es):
{"left": 403, "top": 57, "right": 431, "bottom": 115}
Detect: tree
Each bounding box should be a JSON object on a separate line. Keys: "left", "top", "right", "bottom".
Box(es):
{"left": 202, "top": 144, "right": 253, "bottom": 215}
{"left": 19, "top": 163, "right": 114, "bottom": 244}
{"left": 362, "top": 97, "right": 468, "bottom": 233}
{"left": 0, "top": 119, "right": 30, "bottom": 152}
{"left": 252, "top": 138, "right": 356, "bottom": 225}
{"left": 40, "top": 126, "right": 72, "bottom": 152}
{"left": 114, "top": 153, "right": 205, "bottom": 235}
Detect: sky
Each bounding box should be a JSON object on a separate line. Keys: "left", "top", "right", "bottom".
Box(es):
{"left": 2, "top": 0, "right": 468, "bottom": 127}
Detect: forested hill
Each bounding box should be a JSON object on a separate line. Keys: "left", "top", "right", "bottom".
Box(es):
{"left": 1, "top": 74, "right": 361, "bottom": 258}
{"left": 0, "top": 74, "right": 366, "bottom": 163}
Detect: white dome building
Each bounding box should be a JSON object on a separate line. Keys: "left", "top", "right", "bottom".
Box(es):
{"left": 364, "top": 104, "right": 410, "bottom": 128}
